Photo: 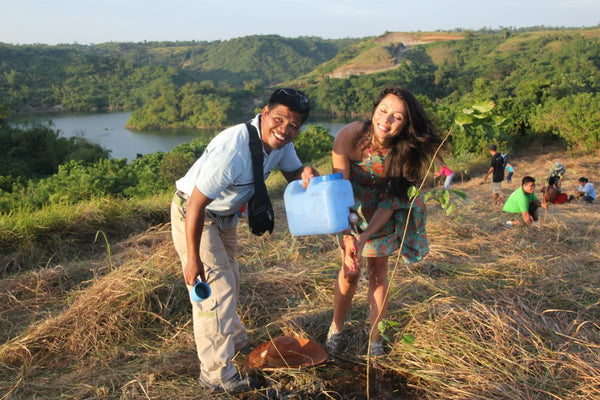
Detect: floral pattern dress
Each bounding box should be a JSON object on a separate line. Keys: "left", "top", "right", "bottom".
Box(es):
{"left": 349, "top": 149, "right": 429, "bottom": 263}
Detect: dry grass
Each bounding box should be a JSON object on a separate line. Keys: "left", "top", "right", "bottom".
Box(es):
{"left": 1, "top": 149, "right": 599, "bottom": 399}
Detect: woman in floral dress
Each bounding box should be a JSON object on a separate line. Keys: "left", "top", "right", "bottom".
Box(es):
{"left": 326, "top": 86, "right": 443, "bottom": 356}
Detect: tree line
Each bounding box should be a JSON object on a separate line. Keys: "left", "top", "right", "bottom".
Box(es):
{"left": 0, "top": 36, "right": 354, "bottom": 113}
{"left": 4, "top": 28, "right": 597, "bottom": 151}
{"left": 302, "top": 30, "right": 600, "bottom": 153}
{"left": 1, "top": 27, "right": 599, "bottom": 213}
{"left": 0, "top": 118, "right": 333, "bottom": 213}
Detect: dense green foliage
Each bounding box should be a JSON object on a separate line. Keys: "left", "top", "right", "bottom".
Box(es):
{"left": 0, "top": 36, "right": 355, "bottom": 114}
{"left": 0, "top": 120, "right": 334, "bottom": 213}
{"left": 299, "top": 29, "right": 600, "bottom": 152}
{"left": 295, "top": 124, "right": 335, "bottom": 162}
{"left": 0, "top": 43, "right": 177, "bottom": 112}
{"left": 451, "top": 101, "right": 508, "bottom": 155}
{"left": 0, "top": 122, "right": 109, "bottom": 189}
{"left": 305, "top": 46, "right": 440, "bottom": 117}
{"left": 3, "top": 29, "right": 599, "bottom": 150}
{"left": 0, "top": 150, "right": 168, "bottom": 212}
{"left": 529, "top": 92, "right": 600, "bottom": 150}
{"left": 183, "top": 35, "right": 355, "bottom": 86}
{"left": 304, "top": 37, "right": 381, "bottom": 76}
{"left": 126, "top": 82, "right": 240, "bottom": 129}
{"left": 2, "top": 27, "right": 600, "bottom": 213}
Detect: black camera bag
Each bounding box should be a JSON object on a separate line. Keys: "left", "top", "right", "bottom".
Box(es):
{"left": 246, "top": 122, "right": 274, "bottom": 236}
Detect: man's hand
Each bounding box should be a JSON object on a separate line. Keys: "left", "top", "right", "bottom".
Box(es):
{"left": 300, "top": 166, "right": 319, "bottom": 189}
{"left": 184, "top": 258, "right": 206, "bottom": 286}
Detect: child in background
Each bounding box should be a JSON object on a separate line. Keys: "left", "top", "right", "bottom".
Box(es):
{"left": 436, "top": 162, "right": 455, "bottom": 190}
{"left": 541, "top": 175, "right": 568, "bottom": 204}
{"left": 504, "top": 162, "right": 515, "bottom": 184}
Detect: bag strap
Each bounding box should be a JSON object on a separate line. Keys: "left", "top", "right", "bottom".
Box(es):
{"left": 245, "top": 122, "right": 269, "bottom": 201}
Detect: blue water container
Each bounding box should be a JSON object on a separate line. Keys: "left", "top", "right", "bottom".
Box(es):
{"left": 284, "top": 172, "right": 355, "bottom": 236}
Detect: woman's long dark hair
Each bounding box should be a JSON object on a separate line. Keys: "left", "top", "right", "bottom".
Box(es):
{"left": 353, "top": 86, "right": 443, "bottom": 200}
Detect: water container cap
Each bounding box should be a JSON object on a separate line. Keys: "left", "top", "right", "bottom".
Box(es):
{"left": 311, "top": 172, "right": 343, "bottom": 184}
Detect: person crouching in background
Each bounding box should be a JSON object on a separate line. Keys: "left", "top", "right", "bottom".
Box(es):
{"left": 572, "top": 177, "right": 596, "bottom": 203}
{"left": 541, "top": 175, "right": 568, "bottom": 204}
{"left": 503, "top": 176, "right": 547, "bottom": 226}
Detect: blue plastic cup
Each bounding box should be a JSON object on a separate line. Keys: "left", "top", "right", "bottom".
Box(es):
{"left": 190, "top": 279, "right": 211, "bottom": 302}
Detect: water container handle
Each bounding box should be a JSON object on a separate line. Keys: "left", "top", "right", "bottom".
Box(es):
{"left": 310, "top": 172, "right": 343, "bottom": 184}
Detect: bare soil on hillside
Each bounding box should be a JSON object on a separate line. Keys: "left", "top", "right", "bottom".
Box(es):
{"left": 375, "top": 32, "right": 464, "bottom": 46}
{"left": 330, "top": 31, "right": 464, "bottom": 78}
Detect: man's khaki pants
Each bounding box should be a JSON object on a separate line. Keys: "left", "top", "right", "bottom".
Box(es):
{"left": 170, "top": 194, "right": 247, "bottom": 385}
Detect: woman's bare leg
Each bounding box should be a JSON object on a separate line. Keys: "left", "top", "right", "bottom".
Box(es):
{"left": 331, "top": 235, "right": 361, "bottom": 333}
{"left": 366, "top": 256, "right": 389, "bottom": 342}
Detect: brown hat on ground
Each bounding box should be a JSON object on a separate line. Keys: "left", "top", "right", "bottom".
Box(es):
{"left": 246, "top": 336, "right": 327, "bottom": 370}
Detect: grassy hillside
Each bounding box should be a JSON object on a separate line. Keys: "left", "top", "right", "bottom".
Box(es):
{"left": 1, "top": 149, "right": 598, "bottom": 399}
{"left": 304, "top": 31, "right": 465, "bottom": 80}
{"left": 0, "top": 36, "right": 358, "bottom": 112}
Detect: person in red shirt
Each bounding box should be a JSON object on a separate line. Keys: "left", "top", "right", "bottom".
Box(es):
{"left": 435, "top": 161, "right": 455, "bottom": 190}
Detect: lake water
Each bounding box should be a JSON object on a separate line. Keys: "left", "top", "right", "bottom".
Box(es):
{"left": 15, "top": 112, "right": 348, "bottom": 161}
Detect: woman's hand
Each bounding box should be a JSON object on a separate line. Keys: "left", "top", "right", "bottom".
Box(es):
{"left": 355, "top": 232, "right": 371, "bottom": 262}
{"left": 341, "top": 235, "right": 360, "bottom": 279}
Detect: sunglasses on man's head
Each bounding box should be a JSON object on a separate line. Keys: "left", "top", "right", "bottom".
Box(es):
{"left": 275, "top": 88, "right": 309, "bottom": 107}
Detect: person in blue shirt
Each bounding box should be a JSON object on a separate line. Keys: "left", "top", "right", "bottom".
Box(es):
{"left": 171, "top": 88, "right": 319, "bottom": 393}
{"left": 504, "top": 162, "right": 515, "bottom": 184}
{"left": 574, "top": 177, "right": 596, "bottom": 203}
{"left": 503, "top": 176, "right": 547, "bottom": 226}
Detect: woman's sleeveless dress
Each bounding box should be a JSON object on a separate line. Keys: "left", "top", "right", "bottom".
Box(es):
{"left": 349, "top": 150, "right": 428, "bottom": 262}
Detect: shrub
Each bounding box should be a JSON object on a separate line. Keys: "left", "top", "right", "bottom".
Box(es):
{"left": 294, "top": 124, "right": 334, "bottom": 162}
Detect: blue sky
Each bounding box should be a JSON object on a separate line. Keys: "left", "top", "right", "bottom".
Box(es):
{"left": 1, "top": 0, "right": 599, "bottom": 45}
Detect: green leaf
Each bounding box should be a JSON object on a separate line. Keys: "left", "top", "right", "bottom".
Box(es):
{"left": 451, "top": 189, "right": 467, "bottom": 200}
{"left": 408, "top": 186, "right": 419, "bottom": 200}
{"left": 377, "top": 321, "right": 390, "bottom": 341}
{"left": 401, "top": 333, "right": 415, "bottom": 345}
{"left": 378, "top": 320, "right": 401, "bottom": 342}
{"left": 442, "top": 190, "right": 450, "bottom": 205}
{"left": 472, "top": 101, "right": 495, "bottom": 113}
{"left": 424, "top": 191, "right": 434, "bottom": 202}
{"left": 454, "top": 113, "right": 474, "bottom": 127}
{"left": 386, "top": 320, "right": 400, "bottom": 328}
{"left": 492, "top": 116, "right": 507, "bottom": 126}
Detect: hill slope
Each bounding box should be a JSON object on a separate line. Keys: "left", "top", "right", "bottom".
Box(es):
{"left": 327, "top": 32, "right": 465, "bottom": 78}
{"left": 0, "top": 35, "right": 358, "bottom": 111}
{"left": 1, "top": 148, "right": 599, "bottom": 399}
